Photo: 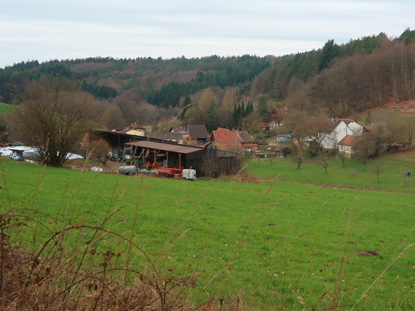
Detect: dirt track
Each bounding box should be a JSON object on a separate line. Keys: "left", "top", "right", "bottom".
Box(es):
{"left": 272, "top": 179, "right": 415, "bottom": 195}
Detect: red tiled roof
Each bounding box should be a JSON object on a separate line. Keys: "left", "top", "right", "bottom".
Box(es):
{"left": 216, "top": 127, "right": 230, "bottom": 131}
{"left": 210, "top": 131, "right": 243, "bottom": 149}
{"left": 339, "top": 135, "right": 355, "bottom": 146}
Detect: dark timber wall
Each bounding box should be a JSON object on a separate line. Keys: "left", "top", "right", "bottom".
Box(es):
{"left": 187, "top": 146, "right": 241, "bottom": 177}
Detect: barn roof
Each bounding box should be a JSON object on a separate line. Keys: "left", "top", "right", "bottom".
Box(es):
{"left": 126, "top": 141, "right": 203, "bottom": 154}
{"left": 210, "top": 130, "right": 243, "bottom": 149}
{"left": 186, "top": 124, "right": 209, "bottom": 139}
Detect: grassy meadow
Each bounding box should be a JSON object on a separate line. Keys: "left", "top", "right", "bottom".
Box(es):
{"left": 0, "top": 102, "right": 16, "bottom": 114}
{"left": 1, "top": 158, "right": 415, "bottom": 309}
{"left": 245, "top": 151, "right": 415, "bottom": 193}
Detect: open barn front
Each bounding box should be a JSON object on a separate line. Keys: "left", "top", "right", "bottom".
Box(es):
{"left": 126, "top": 142, "right": 241, "bottom": 178}
{"left": 92, "top": 130, "right": 241, "bottom": 178}
{"left": 126, "top": 141, "right": 205, "bottom": 177}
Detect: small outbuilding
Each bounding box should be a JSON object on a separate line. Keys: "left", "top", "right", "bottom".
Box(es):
{"left": 275, "top": 146, "right": 291, "bottom": 158}
{"left": 338, "top": 135, "right": 355, "bottom": 158}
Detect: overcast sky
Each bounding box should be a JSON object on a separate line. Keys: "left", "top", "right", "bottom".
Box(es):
{"left": 0, "top": 0, "right": 414, "bottom": 68}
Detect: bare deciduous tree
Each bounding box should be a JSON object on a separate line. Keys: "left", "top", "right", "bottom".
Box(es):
{"left": 374, "top": 163, "right": 382, "bottom": 183}
{"left": 13, "top": 81, "right": 98, "bottom": 167}
{"left": 198, "top": 88, "right": 216, "bottom": 113}
{"left": 284, "top": 111, "right": 312, "bottom": 154}
{"left": 320, "top": 155, "right": 329, "bottom": 174}
{"left": 352, "top": 127, "right": 385, "bottom": 170}
{"left": 402, "top": 117, "right": 415, "bottom": 149}
{"left": 284, "top": 111, "right": 313, "bottom": 169}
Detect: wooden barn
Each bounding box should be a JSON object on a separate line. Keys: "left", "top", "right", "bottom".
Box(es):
{"left": 92, "top": 130, "right": 241, "bottom": 177}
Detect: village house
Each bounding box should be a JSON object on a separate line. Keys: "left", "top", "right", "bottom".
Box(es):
{"left": 237, "top": 130, "right": 258, "bottom": 152}
{"left": 271, "top": 107, "right": 287, "bottom": 127}
{"left": 316, "top": 118, "right": 365, "bottom": 152}
{"left": 186, "top": 125, "right": 209, "bottom": 145}
{"left": 275, "top": 146, "right": 291, "bottom": 158}
{"left": 271, "top": 134, "right": 292, "bottom": 158}
{"left": 209, "top": 128, "right": 244, "bottom": 152}
{"left": 171, "top": 125, "right": 208, "bottom": 145}
{"left": 260, "top": 122, "right": 270, "bottom": 132}
{"left": 209, "top": 128, "right": 259, "bottom": 152}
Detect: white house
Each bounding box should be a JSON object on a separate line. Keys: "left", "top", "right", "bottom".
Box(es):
{"left": 318, "top": 119, "right": 365, "bottom": 151}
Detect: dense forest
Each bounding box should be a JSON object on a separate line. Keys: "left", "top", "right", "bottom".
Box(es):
{"left": 251, "top": 28, "right": 415, "bottom": 117}
{"left": 1, "top": 28, "right": 415, "bottom": 131}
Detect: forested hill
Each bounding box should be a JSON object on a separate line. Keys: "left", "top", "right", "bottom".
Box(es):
{"left": 250, "top": 28, "right": 415, "bottom": 117}
{"left": 1, "top": 28, "right": 415, "bottom": 130}
{"left": 0, "top": 55, "right": 271, "bottom": 107}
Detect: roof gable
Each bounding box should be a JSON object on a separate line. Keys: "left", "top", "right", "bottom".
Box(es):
{"left": 237, "top": 130, "right": 254, "bottom": 143}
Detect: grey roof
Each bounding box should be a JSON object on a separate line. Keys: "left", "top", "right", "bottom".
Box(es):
{"left": 237, "top": 131, "right": 254, "bottom": 144}
{"left": 171, "top": 126, "right": 186, "bottom": 133}
{"left": 126, "top": 141, "right": 204, "bottom": 154}
{"left": 150, "top": 132, "right": 183, "bottom": 141}
{"left": 186, "top": 125, "right": 208, "bottom": 139}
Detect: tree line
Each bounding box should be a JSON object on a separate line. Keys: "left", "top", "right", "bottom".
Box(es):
{"left": 251, "top": 29, "right": 415, "bottom": 117}
{"left": 146, "top": 56, "right": 270, "bottom": 108}
{"left": 2, "top": 29, "right": 415, "bottom": 133}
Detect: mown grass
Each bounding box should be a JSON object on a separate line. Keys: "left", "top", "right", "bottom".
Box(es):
{"left": 245, "top": 151, "right": 415, "bottom": 193}
{"left": 1, "top": 159, "right": 415, "bottom": 309}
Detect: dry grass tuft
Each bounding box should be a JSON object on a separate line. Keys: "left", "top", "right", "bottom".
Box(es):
{"left": 0, "top": 211, "right": 256, "bottom": 311}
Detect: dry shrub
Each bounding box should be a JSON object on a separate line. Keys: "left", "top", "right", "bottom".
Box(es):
{"left": 89, "top": 138, "right": 111, "bottom": 165}
{"left": 0, "top": 210, "right": 255, "bottom": 311}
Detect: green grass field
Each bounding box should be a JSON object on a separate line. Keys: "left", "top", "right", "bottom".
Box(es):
{"left": 1, "top": 159, "right": 415, "bottom": 309}
{"left": 0, "top": 102, "right": 16, "bottom": 114}
{"left": 245, "top": 151, "right": 415, "bottom": 193}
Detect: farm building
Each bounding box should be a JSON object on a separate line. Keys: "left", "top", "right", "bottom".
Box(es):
{"left": 209, "top": 128, "right": 243, "bottom": 152}
{"left": 125, "top": 141, "right": 240, "bottom": 177}
{"left": 92, "top": 129, "right": 240, "bottom": 177}
{"left": 275, "top": 146, "right": 291, "bottom": 158}
{"left": 186, "top": 125, "right": 209, "bottom": 145}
